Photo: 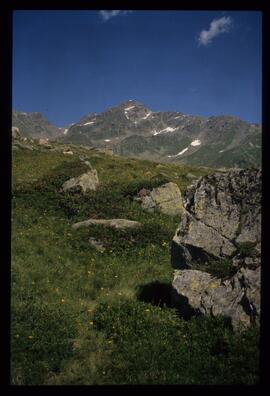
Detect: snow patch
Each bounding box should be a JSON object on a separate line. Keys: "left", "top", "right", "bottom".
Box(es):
{"left": 168, "top": 147, "right": 189, "bottom": 158}
{"left": 125, "top": 106, "right": 135, "bottom": 111}
{"left": 63, "top": 128, "right": 68, "bottom": 135}
{"left": 141, "top": 112, "right": 152, "bottom": 120}
{"left": 190, "top": 139, "right": 201, "bottom": 146}
{"left": 104, "top": 139, "right": 111, "bottom": 142}
{"left": 153, "top": 126, "right": 178, "bottom": 135}
{"left": 84, "top": 121, "right": 96, "bottom": 125}
{"left": 219, "top": 150, "right": 224, "bottom": 153}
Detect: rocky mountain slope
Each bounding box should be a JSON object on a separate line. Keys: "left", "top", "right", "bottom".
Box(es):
{"left": 60, "top": 100, "right": 261, "bottom": 168}
{"left": 12, "top": 110, "right": 62, "bottom": 139}
{"left": 12, "top": 100, "right": 261, "bottom": 168}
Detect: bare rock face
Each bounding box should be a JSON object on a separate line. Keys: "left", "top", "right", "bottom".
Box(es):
{"left": 62, "top": 169, "right": 99, "bottom": 193}
{"left": 135, "top": 182, "right": 184, "bottom": 216}
{"left": 170, "top": 168, "right": 261, "bottom": 329}
{"left": 172, "top": 266, "right": 260, "bottom": 329}
{"left": 171, "top": 169, "right": 261, "bottom": 269}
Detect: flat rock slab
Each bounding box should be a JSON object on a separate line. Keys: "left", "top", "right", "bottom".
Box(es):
{"left": 13, "top": 141, "right": 34, "bottom": 151}
{"left": 72, "top": 218, "right": 142, "bottom": 230}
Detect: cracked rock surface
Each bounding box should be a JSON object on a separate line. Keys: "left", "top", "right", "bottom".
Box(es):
{"left": 171, "top": 168, "right": 261, "bottom": 329}
{"left": 171, "top": 168, "right": 261, "bottom": 269}
{"left": 172, "top": 266, "right": 260, "bottom": 329}
{"left": 135, "top": 182, "right": 184, "bottom": 216}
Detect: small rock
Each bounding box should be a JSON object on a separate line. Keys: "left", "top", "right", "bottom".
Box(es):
{"left": 186, "top": 173, "right": 197, "bottom": 179}
{"left": 63, "top": 150, "right": 73, "bottom": 155}
{"left": 12, "top": 126, "right": 20, "bottom": 139}
{"left": 137, "top": 188, "right": 151, "bottom": 198}
{"left": 88, "top": 238, "right": 105, "bottom": 252}
{"left": 39, "top": 138, "right": 48, "bottom": 144}
{"left": 62, "top": 169, "right": 99, "bottom": 193}
{"left": 38, "top": 138, "right": 52, "bottom": 148}
{"left": 72, "top": 218, "right": 142, "bottom": 230}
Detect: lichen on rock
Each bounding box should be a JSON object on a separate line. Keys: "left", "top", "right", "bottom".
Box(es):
{"left": 135, "top": 182, "right": 184, "bottom": 216}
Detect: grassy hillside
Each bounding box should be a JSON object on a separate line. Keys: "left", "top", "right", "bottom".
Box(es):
{"left": 11, "top": 142, "right": 259, "bottom": 385}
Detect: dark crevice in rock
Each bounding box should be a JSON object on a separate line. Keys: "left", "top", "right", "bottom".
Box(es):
{"left": 171, "top": 238, "right": 222, "bottom": 270}
{"left": 136, "top": 281, "right": 175, "bottom": 308}
{"left": 240, "top": 294, "right": 256, "bottom": 322}
{"left": 136, "top": 281, "right": 202, "bottom": 320}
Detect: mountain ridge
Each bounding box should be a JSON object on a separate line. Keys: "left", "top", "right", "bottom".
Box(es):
{"left": 12, "top": 100, "right": 261, "bottom": 168}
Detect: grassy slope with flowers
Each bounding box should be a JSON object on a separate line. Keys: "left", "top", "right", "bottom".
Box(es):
{"left": 11, "top": 141, "right": 259, "bottom": 385}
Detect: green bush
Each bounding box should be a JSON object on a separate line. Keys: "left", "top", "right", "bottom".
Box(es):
{"left": 193, "top": 258, "right": 237, "bottom": 280}
{"left": 237, "top": 242, "right": 257, "bottom": 258}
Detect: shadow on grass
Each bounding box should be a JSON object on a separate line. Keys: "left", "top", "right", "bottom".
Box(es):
{"left": 136, "top": 281, "right": 200, "bottom": 320}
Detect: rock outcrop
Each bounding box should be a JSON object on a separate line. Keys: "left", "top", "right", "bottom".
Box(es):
{"left": 72, "top": 218, "right": 142, "bottom": 230}
{"left": 135, "top": 182, "right": 184, "bottom": 216}
{"left": 170, "top": 168, "right": 261, "bottom": 329}
{"left": 171, "top": 169, "right": 261, "bottom": 269}
{"left": 62, "top": 168, "right": 99, "bottom": 193}
{"left": 12, "top": 126, "right": 21, "bottom": 139}
{"left": 172, "top": 266, "right": 260, "bottom": 329}
{"left": 38, "top": 138, "right": 52, "bottom": 148}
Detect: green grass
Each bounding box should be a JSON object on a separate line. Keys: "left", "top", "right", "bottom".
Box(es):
{"left": 11, "top": 142, "right": 259, "bottom": 384}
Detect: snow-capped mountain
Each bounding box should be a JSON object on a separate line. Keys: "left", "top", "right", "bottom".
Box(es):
{"left": 12, "top": 100, "right": 261, "bottom": 168}
{"left": 60, "top": 100, "right": 261, "bottom": 168}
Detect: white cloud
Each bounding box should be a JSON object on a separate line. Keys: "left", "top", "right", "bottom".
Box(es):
{"left": 198, "top": 16, "right": 233, "bottom": 46}
{"left": 99, "top": 10, "right": 132, "bottom": 21}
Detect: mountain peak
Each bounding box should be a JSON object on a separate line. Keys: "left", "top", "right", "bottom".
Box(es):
{"left": 119, "top": 100, "right": 147, "bottom": 109}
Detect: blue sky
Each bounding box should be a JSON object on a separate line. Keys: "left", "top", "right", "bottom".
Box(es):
{"left": 12, "top": 10, "right": 262, "bottom": 127}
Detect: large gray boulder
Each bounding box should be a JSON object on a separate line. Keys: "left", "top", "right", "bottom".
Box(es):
{"left": 135, "top": 182, "right": 184, "bottom": 216}
{"left": 171, "top": 169, "right": 261, "bottom": 269}
{"left": 62, "top": 168, "right": 99, "bottom": 193}
{"left": 172, "top": 266, "right": 260, "bottom": 329}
